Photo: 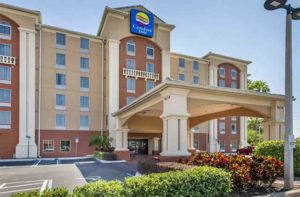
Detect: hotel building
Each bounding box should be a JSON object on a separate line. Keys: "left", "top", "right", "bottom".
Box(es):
{"left": 0, "top": 3, "right": 285, "bottom": 160}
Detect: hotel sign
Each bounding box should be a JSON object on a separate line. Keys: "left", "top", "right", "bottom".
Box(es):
{"left": 130, "top": 9, "right": 154, "bottom": 38}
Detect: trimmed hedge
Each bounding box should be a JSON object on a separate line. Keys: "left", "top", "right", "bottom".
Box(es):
{"left": 254, "top": 139, "right": 300, "bottom": 176}
{"left": 11, "top": 188, "right": 70, "bottom": 197}
{"left": 123, "top": 166, "right": 231, "bottom": 197}
{"left": 12, "top": 166, "right": 231, "bottom": 197}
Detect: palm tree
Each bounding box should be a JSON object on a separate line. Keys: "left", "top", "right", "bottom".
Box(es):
{"left": 247, "top": 79, "right": 270, "bottom": 93}
{"left": 89, "top": 135, "right": 113, "bottom": 152}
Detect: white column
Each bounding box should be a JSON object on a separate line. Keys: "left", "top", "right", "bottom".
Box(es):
{"left": 153, "top": 137, "right": 160, "bottom": 152}
{"left": 16, "top": 27, "right": 37, "bottom": 158}
{"left": 240, "top": 117, "right": 248, "bottom": 147}
{"left": 188, "top": 131, "right": 195, "bottom": 149}
{"left": 209, "top": 119, "right": 219, "bottom": 153}
{"left": 107, "top": 39, "right": 120, "bottom": 148}
{"left": 240, "top": 72, "right": 248, "bottom": 90}
{"left": 115, "top": 128, "right": 129, "bottom": 151}
{"left": 161, "top": 50, "right": 171, "bottom": 81}
{"left": 160, "top": 88, "right": 191, "bottom": 157}
{"left": 209, "top": 64, "right": 218, "bottom": 86}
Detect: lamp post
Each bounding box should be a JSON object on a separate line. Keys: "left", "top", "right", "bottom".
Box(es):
{"left": 264, "top": 0, "right": 300, "bottom": 189}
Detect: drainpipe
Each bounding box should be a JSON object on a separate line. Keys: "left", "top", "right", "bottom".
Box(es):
{"left": 100, "top": 39, "right": 105, "bottom": 135}
{"left": 37, "top": 24, "right": 42, "bottom": 158}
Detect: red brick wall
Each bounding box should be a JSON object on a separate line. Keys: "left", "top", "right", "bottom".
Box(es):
{"left": 119, "top": 36, "right": 161, "bottom": 108}
{"left": 194, "top": 133, "right": 208, "bottom": 151}
{"left": 0, "top": 15, "right": 20, "bottom": 159}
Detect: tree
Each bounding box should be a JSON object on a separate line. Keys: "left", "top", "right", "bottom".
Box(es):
{"left": 247, "top": 79, "right": 271, "bottom": 142}
{"left": 89, "top": 135, "right": 113, "bottom": 152}
{"left": 247, "top": 129, "right": 263, "bottom": 146}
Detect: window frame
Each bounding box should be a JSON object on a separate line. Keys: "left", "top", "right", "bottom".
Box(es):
{"left": 0, "top": 111, "right": 11, "bottom": 129}
{"left": 146, "top": 45, "right": 154, "bottom": 59}
{"left": 0, "top": 43, "right": 12, "bottom": 56}
{"left": 56, "top": 114, "right": 66, "bottom": 129}
{"left": 80, "top": 76, "right": 89, "bottom": 92}
{"left": 80, "top": 96, "right": 89, "bottom": 111}
{"left": 127, "top": 41, "right": 135, "bottom": 56}
{"left": 219, "top": 79, "right": 226, "bottom": 87}
{"left": 80, "top": 37, "right": 90, "bottom": 53}
{"left": 231, "top": 122, "right": 237, "bottom": 134}
{"left": 43, "top": 140, "right": 54, "bottom": 153}
{"left": 231, "top": 81, "right": 237, "bottom": 89}
{"left": 193, "top": 75, "right": 199, "bottom": 85}
{"left": 219, "top": 67, "right": 225, "bottom": 78}
{"left": 179, "top": 58, "right": 185, "bottom": 70}
{"left": 0, "top": 88, "right": 11, "bottom": 107}
{"left": 127, "top": 59, "right": 136, "bottom": 70}
{"left": 179, "top": 73, "right": 185, "bottom": 81}
{"left": 56, "top": 73, "right": 66, "bottom": 89}
{"left": 219, "top": 141, "right": 225, "bottom": 152}
{"left": 0, "top": 66, "right": 11, "bottom": 84}
{"left": 127, "top": 96, "right": 135, "bottom": 105}
{"left": 56, "top": 53, "right": 66, "bottom": 69}
{"left": 193, "top": 61, "right": 199, "bottom": 72}
{"left": 230, "top": 141, "right": 237, "bottom": 152}
{"left": 80, "top": 115, "right": 89, "bottom": 130}
{"left": 231, "top": 69, "right": 237, "bottom": 80}
{"left": 0, "top": 22, "right": 12, "bottom": 40}
{"left": 56, "top": 33, "right": 66, "bottom": 48}
{"left": 80, "top": 57, "right": 89, "bottom": 72}
{"left": 219, "top": 121, "right": 225, "bottom": 134}
{"left": 60, "top": 140, "right": 71, "bottom": 152}
{"left": 55, "top": 94, "right": 66, "bottom": 110}
{"left": 146, "top": 62, "right": 154, "bottom": 73}
{"left": 193, "top": 140, "right": 200, "bottom": 149}
{"left": 127, "top": 77, "right": 136, "bottom": 93}
{"left": 146, "top": 80, "right": 154, "bottom": 91}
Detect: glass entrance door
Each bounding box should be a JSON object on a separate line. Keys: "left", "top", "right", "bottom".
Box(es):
{"left": 128, "top": 139, "right": 148, "bottom": 155}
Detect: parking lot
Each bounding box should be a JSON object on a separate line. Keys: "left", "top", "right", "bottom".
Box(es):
{"left": 0, "top": 158, "right": 137, "bottom": 196}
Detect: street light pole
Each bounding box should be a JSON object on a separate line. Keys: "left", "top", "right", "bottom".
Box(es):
{"left": 284, "top": 5, "right": 294, "bottom": 189}
{"left": 264, "top": 0, "right": 300, "bottom": 190}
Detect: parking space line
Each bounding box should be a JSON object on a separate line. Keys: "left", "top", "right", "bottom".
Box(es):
{"left": 40, "top": 180, "right": 48, "bottom": 193}
{"left": 3, "top": 182, "right": 43, "bottom": 189}
{"left": 32, "top": 159, "right": 41, "bottom": 167}
{"left": 47, "top": 179, "right": 52, "bottom": 189}
{"left": 4, "top": 180, "right": 45, "bottom": 184}
{"left": 126, "top": 173, "right": 134, "bottom": 177}
{"left": 0, "top": 187, "right": 40, "bottom": 195}
{"left": 0, "top": 183, "right": 6, "bottom": 189}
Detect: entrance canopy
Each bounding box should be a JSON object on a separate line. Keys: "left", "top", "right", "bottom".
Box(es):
{"left": 112, "top": 79, "right": 285, "bottom": 157}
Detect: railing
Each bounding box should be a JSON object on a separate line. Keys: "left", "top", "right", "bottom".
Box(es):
{"left": 123, "top": 68, "right": 160, "bottom": 81}
{"left": 0, "top": 55, "right": 16, "bottom": 65}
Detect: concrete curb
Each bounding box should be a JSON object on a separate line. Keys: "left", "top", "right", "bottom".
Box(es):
{"left": 95, "top": 158, "right": 127, "bottom": 164}
{"left": 270, "top": 189, "right": 300, "bottom": 197}
{"left": 0, "top": 156, "right": 93, "bottom": 162}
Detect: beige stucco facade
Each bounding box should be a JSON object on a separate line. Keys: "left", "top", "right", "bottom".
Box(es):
{"left": 0, "top": 3, "right": 286, "bottom": 159}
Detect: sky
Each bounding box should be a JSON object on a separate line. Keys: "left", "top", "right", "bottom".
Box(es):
{"left": 2, "top": 0, "right": 300, "bottom": 137}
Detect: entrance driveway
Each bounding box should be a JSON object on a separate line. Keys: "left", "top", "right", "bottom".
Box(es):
{"left": 0, "top": 158, "right": 137, "bottom": 196}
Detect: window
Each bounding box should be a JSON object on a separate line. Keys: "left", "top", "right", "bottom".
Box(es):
{"left": 231, "top": 81, "right": 237, "bottom": 89}
{"left": 43, "top": 140, "right": 54, "bottom": 153}
{"left": 146, "top": 45, "right": 154, "bottom": 59}
{"left": 219, "top": 141, "right": 225, "bottom": 152}
{"left": 193, "top": 61, "right": 199, "bottom": 72}
{"left": 179, "top": 74, "right": 185, "bottom": 81}
{"left": 56, "top": 73, "right": 66, "bottom": 89}
{"left": 219, "top": 67, "right": 225, "bottom": 78}
{"left": 230, "top": 141, "right": 237, "bottom": 152}
{"left": 127, "top": 77, "right": 136, "bottom": 93}
{"left": 80, "top": 38, "right": 89, "bottom": 52}
{"left": 56, "top": 114, "right": 66, "bottom": 129}
{"left": 80, "top": 77, "right": 89, "bottom": 91}
{"left": 0, "top": 89, "right": 11, "bottom": 106}
{"left": 194, "top": 140, "right": 200, "bottom": 149}
{"left": 219, "top": 121, "right": 225, "bottom": 134}
{"left": 127, "top": 97, "right": 135, "bottom": 105}
{"left": 0, "top": 66, "right": 11, "bottom": 83}
{"left": 193, "top": 76, "right": 199, "bottom": 84}
{"left": 193, "top": 125, "right": 200, "bottom": 133}
{"left": 56, "top": 94, "right": 66, "bottom": 110}
{"left": 146, "top": 80, "right": 154, "bottom": 91}
{"left": 231, "top": 69, "right": 237, "bottom": 80}
{"left": 56, "top": 53, "right": 66, "bottom": 68}
{"left": 127, "top": 41, "right": 135, "bottom": 55}
{"left": 80, "top": 57, "right": 89, "bottom": 71}
{"left": 179, "top": 58, "right": 185, "bottom": 69}
{"left": 56, "top": 33, "right": 66, "bottom": 47}
{"left": 231, "top": 122, "right": 237, "bottom": 134}
{"left": 60, "top": 140, "right": 70, "bottom": 152}
{"left": 0, "top": 22, "right": 11, "bottom": 39}
{"left": 127, "top": 59, "right": 135, "bottom": 69}
{"left": 146, "top": 63, "right": 154, "bottom": 73}
{"left": 0, "top": 44, "right": 11, "bottom": 56}
{"left": 219, "top": 79, "right": 225, "bottom": 87}
{"left": 231, "top": 116, "right": 237, "bottom": 121}
{"left": 80, "top": 115, "right": 89, "bottom": 129}
{"left": 80, "top": 96, "right": 89, "bottom": 111}
{"left": 0, "top": 111, "right": 11, "bottom": 129}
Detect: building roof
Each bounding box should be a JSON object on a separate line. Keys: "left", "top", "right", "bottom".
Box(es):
{"left": 0, "top": 3, "right": 42, "bottom": 23}
{"left": 97, "top": 5, "right": 175, "bottom": 36}
{"left": 202, "top": 52, "right": 252, "bottom": 65}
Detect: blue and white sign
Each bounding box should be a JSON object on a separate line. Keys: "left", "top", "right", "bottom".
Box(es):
{"left": 130, "top": 9, "right": 154, "bottom": 38}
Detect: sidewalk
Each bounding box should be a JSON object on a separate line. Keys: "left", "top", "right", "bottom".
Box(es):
{"left": 269, "top": 178, "right": 300, "bottom": 197}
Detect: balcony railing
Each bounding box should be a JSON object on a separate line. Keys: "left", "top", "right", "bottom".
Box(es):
{"left": 0, "top": 55, "right": 16, "bottom": 65}
{"left": 123, "top": 68, "right": 160, "bottom": 81}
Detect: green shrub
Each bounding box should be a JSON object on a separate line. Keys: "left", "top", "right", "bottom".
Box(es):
{"left": 94, "top": 151, "right": 117, "bottom": 161}
{"left": 254, "top": 139, "right": 300, "bottom": 176}
{"left": 11, "top": 188, "right": 70, "bottom": 197}
{"left": 123, "top": 166, "right": 232, "bottom": 197}
{"left": 72, "top": 180, "right": 124, "bottom": 197}
{"left": 137, "top": 157, "right": 193, "bottom": 174}
{"left": 180, "top": 153, "right": 283, "bottom": 191}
